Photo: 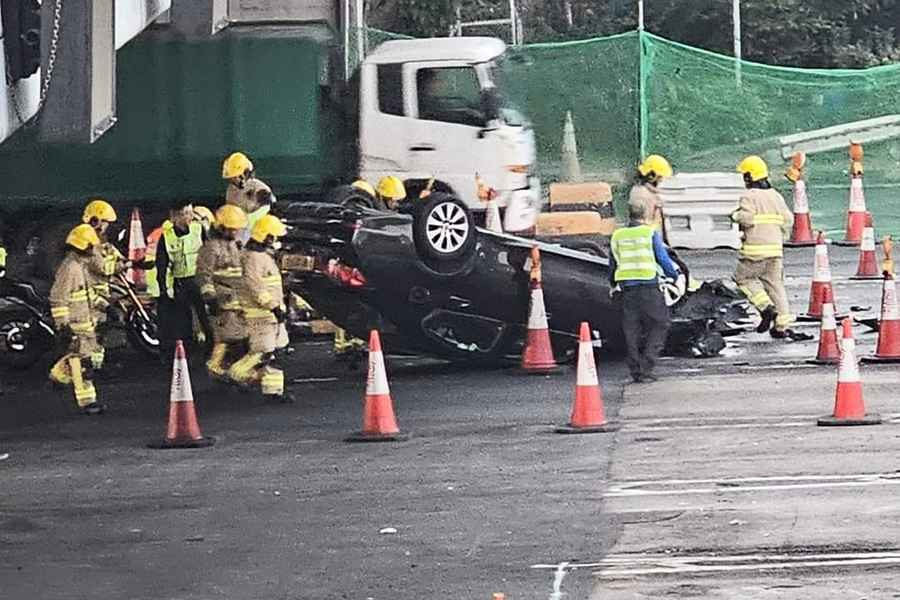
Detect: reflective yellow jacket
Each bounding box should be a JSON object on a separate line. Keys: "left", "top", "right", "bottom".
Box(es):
{"left": 732, "top": 188, "right": 793, "bottom": 260}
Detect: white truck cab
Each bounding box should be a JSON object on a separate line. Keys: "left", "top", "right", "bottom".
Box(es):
{"left": 358, "top": 37, "right": 540, "bottom": 231}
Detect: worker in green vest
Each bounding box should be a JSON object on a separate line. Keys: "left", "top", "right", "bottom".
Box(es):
{"left": 609, "top": 201, "right": 684, "bottom": 383}
{"left": 155, "top": 199, "right": 206, "bottom": 362}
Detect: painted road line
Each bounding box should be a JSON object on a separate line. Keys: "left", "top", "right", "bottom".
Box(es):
{"left": 532, "top": 550, "right": 900, "bottom": 572}
{"left": 291, "top": 377, "right": 339, "bottom": 383}
{"left": 594, "top": 555, "right": 900, "bottom": 578}
{"left": 605, "top": 472, "right": 900, "bottom": 498}
{"left": 621, "top": 413, "right": 900, "bottom": 433}
{"left": 607, "top": 471, "right": 900, "bottom": 487}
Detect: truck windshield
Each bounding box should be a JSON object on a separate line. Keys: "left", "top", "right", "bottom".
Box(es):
{"left": 486, "top": 60, "right": 528, "bottom": 128}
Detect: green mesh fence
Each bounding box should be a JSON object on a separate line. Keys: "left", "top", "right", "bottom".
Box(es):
{"left": 358, "top": 28, "right": 900, "bottom": 235}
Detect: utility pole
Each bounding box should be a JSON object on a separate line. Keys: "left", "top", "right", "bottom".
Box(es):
{"left": 733, "top": 0, "right": 742, "bottom": 86}
{"left": 637, "top": 0, "right": 644, "bottom": 31}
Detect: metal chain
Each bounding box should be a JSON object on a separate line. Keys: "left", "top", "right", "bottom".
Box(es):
{"left": 39, "top": 0, "right": 64, "bottom": 109}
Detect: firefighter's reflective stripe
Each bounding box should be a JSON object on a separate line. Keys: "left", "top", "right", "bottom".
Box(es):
{"left": 0, "top": 247, "right": 7, "bottom": 268}
{"left": 227, "top": 352, "right": 264, "bottom": 383}
{"left": 212, "top": 267, "right": 243, "bottom": 310}
{"left": 70, "top": 321, "right": 95, "bottom": 334}
{"left": 611, "top": 224, "right": 658, "bottom": 282}
{"left": 740, "top": 243, "right": 783, "bottom": 259}
{"left": 51, "top": 306, "right": 70, "bottom": 321}
{"left": 244, "top": 307, "right": 275, "bottom": 320}
{"left": 751, "top": 214, "right": 785, "bottom": 226}
{"left": 260, "top": 366, "right": 284, "bottom": 395}
{"left": 740, "top": 287, "right": 773, "bottom": 309}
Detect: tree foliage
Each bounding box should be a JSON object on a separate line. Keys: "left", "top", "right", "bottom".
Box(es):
{"left": 368, "top": 0, "right": 900, "bottom": 68}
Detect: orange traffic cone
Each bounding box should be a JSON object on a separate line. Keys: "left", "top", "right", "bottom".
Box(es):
{"left": 861, "top": 273, "right": 900, "bottom": 363}
{"left": 555, "top": 322, "right": 619, "bottom": 434}
{"left": 345, "top": 330, "right": 408, "bottom": 442}
{"left": 149, "top": 340, "right": 215, "bottom": 448}
{"left": 850, "top": 213, "right": 880, "bottom": 279}
{"left": 818, "top": 319, "right": 881, "bottom": 426}
{"left": 799, "top": 232, "right": 840, "bottom": 321}
{"left": 126, "top": 208, "right": 147, "bottom": 288}
{"left": 836, "top": 142, "right": 867, "bottom": 246}
{"left": 520, "top": 246, "right": 560, "bottom": 375}
{"left": 784, "top": 153, "right": 816, "bottom": 247}
{"left": 806, "top": 287, "right": 840, "bottom": 365}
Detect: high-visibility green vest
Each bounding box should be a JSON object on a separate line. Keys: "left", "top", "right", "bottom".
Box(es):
{"left": 610, "top": 224, "right": 657, "bottom": 282}
{"left": 162, "top": 220, "right": 203, "bottom": 296}
{"left": 0, "top": 246, "right": 7, "bottom": 269}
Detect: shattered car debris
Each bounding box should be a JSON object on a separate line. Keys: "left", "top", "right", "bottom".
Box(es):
{"left": 279, "top": 190, "right": 749, "bottom": 363}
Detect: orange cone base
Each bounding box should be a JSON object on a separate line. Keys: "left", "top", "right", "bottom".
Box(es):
{"left": 344, "top": 431, "right": 410, "bottom": 443}
{"left": 513, "top": 365, "right": 563, "bottom": 376}
{"left": 849, "top": 274, "right": 883, "bottom": 281}
{"left": 783, "top": 240, "right": 817, "bottom": 248}
{"left": 148, "top": 436, "right": 215, "bottom": 449}
{"left": 796, "top": 312, "right": 848, "bottom": 322}
{"left": 554, "top": 421, "right": 620, "bottom": 434}
{"left": 817, "top": 413, "right": 881, "bottom": 426}
{"left": 833, "top": 239, "right": 861, "bottom": 247}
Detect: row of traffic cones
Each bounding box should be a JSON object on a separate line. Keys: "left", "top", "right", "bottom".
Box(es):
{"left": 784, "top": 143, "right": 869, "bottom": 248}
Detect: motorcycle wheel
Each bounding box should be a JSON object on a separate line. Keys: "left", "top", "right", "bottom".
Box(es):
{"left": 0, "top": 316, "right": 49, "bottom": 369}
{"left": 126, "top": 307, "right": 160, "bottom": 358}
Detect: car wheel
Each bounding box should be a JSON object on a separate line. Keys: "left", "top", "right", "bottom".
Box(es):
{"left": 413, "top": 193, "right": 476, "bottom": 262}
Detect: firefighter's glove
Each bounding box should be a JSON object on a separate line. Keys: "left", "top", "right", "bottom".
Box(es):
{"left": 609, "top": 284, "right": 622, "bottom": 299}
{"left": 675, "top": 273, "right": 687, "bottom": 297}
{"left": 206, "top": 297, "right": 221, "bottom": 317}
{"left": 272, "top": 306, "right": 287, "bottom": 324}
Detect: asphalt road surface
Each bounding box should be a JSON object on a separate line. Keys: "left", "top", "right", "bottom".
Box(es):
{"left": 2, "top": 245, "right": 899, "bottom": 599}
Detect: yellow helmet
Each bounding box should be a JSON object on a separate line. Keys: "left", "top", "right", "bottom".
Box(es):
{"left": 737, "top": 155, "right": 769, "bottom": 182}
{"left": 376, "top": 176, "right": 406, "bottom": 201}
{"left": 66, "top": 224, "right": 101, "bottom": 251}
{"left": 351, "top": 179, "right": 376, "bottom": 197}
{"left": 222, "top": 152, "right": 254, "bottom": 179}
{"left": 215, "top": 204, "right": 248, "bottom": 230}
{"left": 82, "top": 199, "right": 117, "bottom": 223}
{"left": 193, "top": 205, "right": 215, "bottom": 225}
{"left": 250, "top": 214, "right": 287, "bottom": 243}
{"left": 637, "top": 155, "right": 673, "bottom": 181}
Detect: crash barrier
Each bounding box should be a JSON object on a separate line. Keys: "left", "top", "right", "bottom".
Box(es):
{"left": 555, "top": 322, "right": 618, "bottom": 434}
{"left": 149, "top": 340, "right": 215, "bottom": 449}
{"left": 352, "top": 28, "right": 900, "bottom": 235}
{"left": 818, "top": 319, "right": 882, "bottom": 427}
{"left": 657, "top": 173, "right": 743, "bottom": 250}
{"left": 345, "top": 330, "right": 408, "bottom": 442}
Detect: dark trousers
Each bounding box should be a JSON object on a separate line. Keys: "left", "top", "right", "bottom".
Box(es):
{"left": 158, "top": 277, "right": 212, "bottom": 362}
{"left": 621, "top": 284, "right": 671, "bottom": 378}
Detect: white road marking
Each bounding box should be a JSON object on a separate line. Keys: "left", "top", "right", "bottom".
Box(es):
{"left": 604, "top": 472, "right": 900, "bottom": 497}
{"left": 621, "top": 413, "right": 900, "bottom": 433}
{"left": 291, "top": 377, "right": 339, "bottom": 383}
{"left": 595, "top": 555, "right": 900, "bottom": 578}
{"left": 532, "top": 550, "right": 900, "bottom": 572}
{"left": 549, "top": 561, "right": 569, "bottom": 600}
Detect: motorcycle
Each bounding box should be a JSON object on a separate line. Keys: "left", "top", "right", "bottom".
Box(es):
{"left": 0, "top": 273, "right": 159, "bottom": 369}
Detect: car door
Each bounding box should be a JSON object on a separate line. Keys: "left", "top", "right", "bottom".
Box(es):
{"left": 402, "top": 61, "right": 496, "bottom": 204}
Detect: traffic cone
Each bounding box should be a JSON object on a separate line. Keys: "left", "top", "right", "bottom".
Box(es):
{"left": 806, "top": 287, "right": 841, "bottom": 365}
{"left": 818, "top": 318, "right": 881, "bottom": 426}
{"left": 520, "top": 246, "right": 560, "bottom": 375}
{"left": 560, "top": 110, "right": 583, "bottom": 183}
{"left": 784, "top": 180, "right": 816, "bottom": 247}
{"left": 126, "top": 208, "right": 147, "bottom": 288}
{"left": 861, "top": 273, "right": 900, "bottom": 363}
{"left": 149, "top": 340, "right": 215, "bottom": 448}
{"left": 555, "top": 322, "right": 619, "bottom": 434}
{"left": 798, "top": 232, "right": 840, "bottom": 321}
{"left": 850, "top": 213, "right": 880, "bottom": 279}
{"left": 345, "top": 330, "right": 408, "bottom": 442}
{"left": 835, "top": 142, "right": 867, "bottom": 246}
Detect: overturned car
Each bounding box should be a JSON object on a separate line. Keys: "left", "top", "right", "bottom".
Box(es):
{"left": 278, "top": 190, "right": 748, "bottom": 363}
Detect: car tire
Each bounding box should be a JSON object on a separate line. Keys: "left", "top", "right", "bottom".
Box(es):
{"left": 413, "top": 193, "right": 476, "bottom": 262}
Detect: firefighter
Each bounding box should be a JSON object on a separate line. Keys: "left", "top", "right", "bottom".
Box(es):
{"left": 49, "top": 225, "right": 108, "bottom": 415}
{"left": 376, "top": 176, "right": 407, "bottom": 210}
{"left": 193, "top": 205, "right": 216, "bottom": 235}
{"left": 82, "top": 199, "right": 129, "bottom": 370}
{"left": 630, "top": 155, "right": 672, "bottom": 231}
{"left": 156, "top": 199, "right": 206, "bottom": 361}
{"left": 196, "top": 205, "right": 248, "bottom": 380}
{"left": 227, "top": 214, "right": 293, "bottom": 403}
{"left": 223, "top": 151, "right": 256, "bottom": 210}
{"left": 733, "top": 156, "right": 809, "bottom": 341}
{"left": 351, "top": 179, "right": 377, "bottom": 199}
{"left": 609, "top": 201, "right": 684, "bottom": 383}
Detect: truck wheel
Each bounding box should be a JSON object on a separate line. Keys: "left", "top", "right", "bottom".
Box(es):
{"left": 413, "top": 193, "right": 476, "bottom": 262}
